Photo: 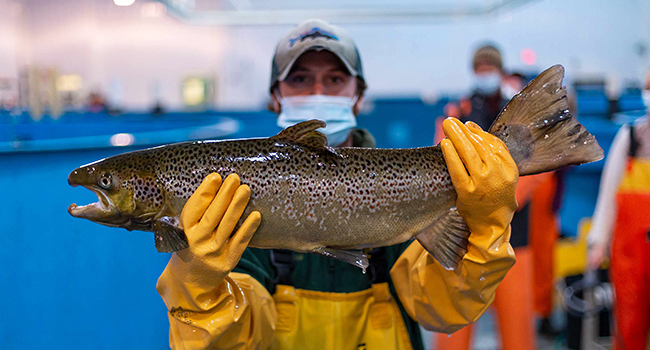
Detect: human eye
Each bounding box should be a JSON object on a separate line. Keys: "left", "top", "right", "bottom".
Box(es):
{"left": 328, "top": 73, "right": 349, "bottom": 85}
{"left": 286, "top": 73, "right": 312, "bottom": 85}
{"left": 289, "top": 75, "right": 305, "bottom": 83}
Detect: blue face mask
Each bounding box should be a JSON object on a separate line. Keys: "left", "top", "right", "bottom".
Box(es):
{"left": 472, "top": 72, "right": 502, "bottom": 96}
{"left": 277, "top": 95, "right": 358, "bottom": 147}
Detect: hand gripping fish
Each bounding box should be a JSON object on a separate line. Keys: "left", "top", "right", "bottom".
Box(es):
{"left": 68, "top": 65, "right": 603, "bottom": 271}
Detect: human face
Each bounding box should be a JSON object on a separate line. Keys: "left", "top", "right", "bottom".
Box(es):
{"left": 278, "top": 50, "right": 357, "bottom": 98}
{"left": 472, "top": 63, "right": 503, "bottom": 96}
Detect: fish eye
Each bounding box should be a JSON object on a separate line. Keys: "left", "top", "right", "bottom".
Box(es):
{"left": 99, "top": 173, "right": 112, "bottom": 189}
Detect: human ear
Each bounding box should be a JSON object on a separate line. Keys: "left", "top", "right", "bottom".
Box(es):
{"left": 270, "top": 91, "right": 282, "bottom": 114}
{"left": 353, "top": 93, "right": 364, "bottom": 116}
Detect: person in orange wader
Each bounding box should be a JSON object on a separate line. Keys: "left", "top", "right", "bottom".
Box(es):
{"left": 587, "top": 72, "right": 650, "bottom": 350}
{"left": 529, "top": 171, "right": 563, "bottom": 334}
{"left": 434, "top": 44, "right": 544, "bottom": 350}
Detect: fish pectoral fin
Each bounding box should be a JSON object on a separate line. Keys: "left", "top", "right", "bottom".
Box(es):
{"left": 314, "top": 247, "right": 369, "bottom": 272}
{"left": 415, "top": 208, "right": 471, "bottom": 271}
{"left": 153, "top": 216, "right": 189, "bottom": 253}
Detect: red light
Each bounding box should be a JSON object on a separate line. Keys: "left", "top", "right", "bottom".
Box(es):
{"left": 520, "top": 48, "right": 537, "bottom": 65}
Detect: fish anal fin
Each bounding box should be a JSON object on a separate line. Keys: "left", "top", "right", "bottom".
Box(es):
{"left": 416, "top": 208, "right": 471, "bottom": 271}
{"left": 314, "top": 247, "right": 369, "bottom": 273}
{"left": 271, "top": 120, "right": 329, "bottom": 150}
{"left": 154, "top": 216, "right": 189, "bottom": 253}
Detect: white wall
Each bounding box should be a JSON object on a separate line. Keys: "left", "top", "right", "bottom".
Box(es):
{"left": 0, "top": 0, "right": 22, "bottom": 99}
{"left": 220, "top": 0, "right": 650, "bottom": 106}
{"left": 12, "top": 0, "right": 226, "bottom": 110}
{"left": 1, "top": 0, "right": 648, "bottom": 111}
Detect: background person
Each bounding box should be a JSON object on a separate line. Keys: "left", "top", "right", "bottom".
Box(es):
{"left": 460, "top": 44, "right": 508, "bottom": 130}
{"left": 156, "top": 20, "right": 519, "bottom": 350}
{"left": 587, "top": 70, "right": 650, "bottom": 350}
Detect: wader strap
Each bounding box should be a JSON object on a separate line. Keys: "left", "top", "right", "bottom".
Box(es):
{"left": 368, "top": 247, "right": 389, "bottom": 285}
{"left": 629, "top": 125, "right": 639, "bottom": 158}
{"left": 270, "top": 249, "right": 295, "bottom": 294}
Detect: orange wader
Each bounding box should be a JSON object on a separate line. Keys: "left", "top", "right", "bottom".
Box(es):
{"left": 530, "top": 174, "right": 559, "bottom": 318}
{"left": 610, "top": 130, "right": 650, "bottom": 350}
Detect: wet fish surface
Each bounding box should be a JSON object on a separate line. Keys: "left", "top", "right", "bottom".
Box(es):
{"left": 68, "top": 65, "right": 604, "bottom": 270}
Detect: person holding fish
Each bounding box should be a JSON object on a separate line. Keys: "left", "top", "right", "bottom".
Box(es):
{"left": 152, "top": 20, "right": 522, "bottom": 349}
{"left": 62, "top": 19, "right": 600, "bottom": 349}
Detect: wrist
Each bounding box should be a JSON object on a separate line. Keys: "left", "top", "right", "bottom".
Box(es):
{"left": 158, "top": 253, "right": 229, "bottom": 306}
{"left": 459, "top": 205, "right": 515, "bottom": 237}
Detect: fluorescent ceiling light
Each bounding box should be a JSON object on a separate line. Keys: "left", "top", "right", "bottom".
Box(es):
{"left": 114, "top": 0, "right": 136, "bottom": 7}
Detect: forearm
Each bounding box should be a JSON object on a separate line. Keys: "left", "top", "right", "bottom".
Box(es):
{"left": 156, "top": 173, "right": 270, "bottom": 349}
{"left": 391, "top": 226, "right": 515, "bottom": 334}
{"left": 158, "top": 267, "right": 276, "bottom": 350}
{"left": 399, "top": 118, "right": 518, "bottom": 333}
{"left": 587, "top": 124, "right": 629, "bottom": 246}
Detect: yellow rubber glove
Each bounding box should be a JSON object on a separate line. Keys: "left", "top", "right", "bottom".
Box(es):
{"left": 441, "top": 117, "right": 519, "bottom": 234}
{"left": 168, "top": 173, "right": 261, "bottom": 292}
{"left": 390, "top": 117, "right": 517, "bottom": 333}
{"left": 157, "top": 173, "right": 275, "bottom": 349}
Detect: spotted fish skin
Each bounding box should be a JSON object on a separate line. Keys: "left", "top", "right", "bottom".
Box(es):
{"left": 162, "top": 139, "right": 456, "bottom": 252}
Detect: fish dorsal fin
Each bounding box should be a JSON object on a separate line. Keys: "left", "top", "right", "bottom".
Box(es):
{"left": 271, "top": 120, "right": 329, "bottom": 150}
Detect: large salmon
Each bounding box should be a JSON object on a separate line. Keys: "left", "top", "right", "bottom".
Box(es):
{"left": 68, "top": 65, "right": 603, "bottom": 270}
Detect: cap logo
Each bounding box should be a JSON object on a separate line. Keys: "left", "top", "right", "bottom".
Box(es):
{"left": 289, "top": 27, "right": 339, "bottom": 47}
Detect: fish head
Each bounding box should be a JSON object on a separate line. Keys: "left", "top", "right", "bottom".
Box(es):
{"left": 67, "top": 154, "right": 164, "bottom": 231}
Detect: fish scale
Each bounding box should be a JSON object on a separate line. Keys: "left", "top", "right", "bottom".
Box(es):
{"left": 68, "top": 65, "right": 604, "bottom": 270}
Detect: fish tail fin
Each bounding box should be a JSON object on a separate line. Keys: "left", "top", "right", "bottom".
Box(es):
{"left": 488, "top": 65, "right": 604, "bottom": 176}
{"left": 416, "top": 208, "right": 470, "bottom": 270}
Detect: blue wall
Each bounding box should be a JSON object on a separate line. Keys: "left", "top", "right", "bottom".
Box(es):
{"left": 0, "top": 98, "right": 624, "bottom": 348}
{"left": 0, "top": 112, "right": 278, "bottom": 349}
{"left": 1, "top": 148, "right": 171, "bottom": 349}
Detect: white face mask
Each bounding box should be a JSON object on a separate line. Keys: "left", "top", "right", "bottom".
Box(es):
{"left": 277, "top": 95, "right": 358, "bottom": 147}
{"left": 472, "top": 72, "right": 502, "bottom": 96}
{"left": 642, "top": 89, "right": 650, "bottom": 111}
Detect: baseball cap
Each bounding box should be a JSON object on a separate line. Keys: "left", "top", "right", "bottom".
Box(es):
{"left": 270, "top": 19, "right": 365, "bottom": 92}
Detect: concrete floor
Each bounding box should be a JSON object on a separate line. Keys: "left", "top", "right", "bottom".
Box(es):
{"left": 421, "top": 309, "right": 614, "bottom": 350}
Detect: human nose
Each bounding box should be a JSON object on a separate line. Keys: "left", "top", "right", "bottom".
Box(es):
{"left": 311, "top": 79, "right": 325, "bottom": 95}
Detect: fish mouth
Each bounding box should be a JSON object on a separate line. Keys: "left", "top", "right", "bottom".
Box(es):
{"left": 68, "top": 185, "right": 122, "bottom": 223}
